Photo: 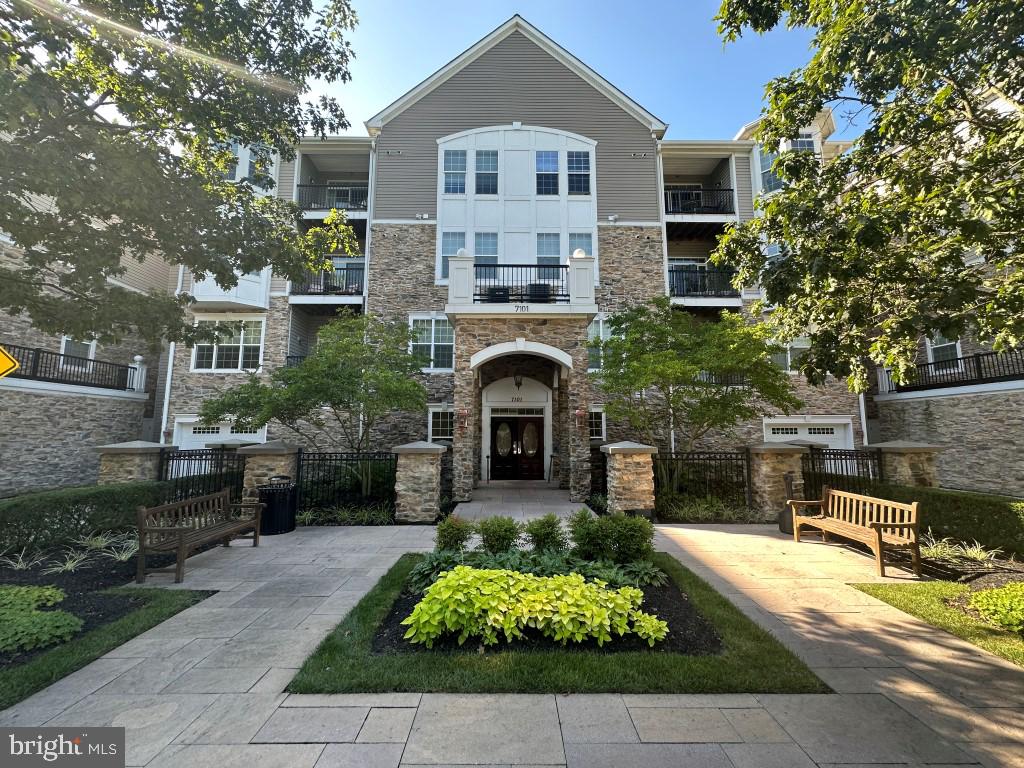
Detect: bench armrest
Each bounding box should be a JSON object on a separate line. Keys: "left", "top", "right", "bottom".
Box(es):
{"left": 788, "top": 499, "right": 822, "bottom": 508}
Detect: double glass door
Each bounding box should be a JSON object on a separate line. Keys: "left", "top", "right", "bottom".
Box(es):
{"left": 490, "top": 417, "right": 544, "bottom": 480}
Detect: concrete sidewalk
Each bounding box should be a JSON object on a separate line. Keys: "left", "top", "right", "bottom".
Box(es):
{"left": 1, "top": 523, "right": 1022, "bottom": 767}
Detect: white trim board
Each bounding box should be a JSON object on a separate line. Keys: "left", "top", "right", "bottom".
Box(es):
{"left": 0, "top": 377, "right": 149, "bottom": 401}
{"left": 874, "top": 379, "right": 1024, "bottom": 402}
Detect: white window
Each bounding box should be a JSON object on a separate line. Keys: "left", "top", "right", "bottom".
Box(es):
{"left": 60, "top": 337, "right": 96, "bottom": 362}
{"left": 588, "top": 315, "right": 612, "bottom": 371}
{"left": 475, "top": 232, "right": 498, "bottom": 277}
{"left": 567, "top": 151, "right": 591, "bottom": 195}
{"left": 790, "top": 132, "right": 816, "bottom": 153}
{"left": 588, "top": 408, "right": 606, "bottom": 441}
{"left": 536, "top": 151, "right": 558, "bottom": 195}
{"left": 230, "top": 424, "right": 260, "bottom": 435}
{"left": 927, "top": 333, "right": 961, "bottom": 370}
{"left": 759, "top": 148, "right": 783, "bottom": 193}
{"left": 192, "top": 318, "right": 264, "bottom": 372}
{"left": 440, "top": 231, "right": 465, "bottom": 279}
{"left": 807, "top": 426, "right": 836, "bottom": 436}
{"left": 536, "top": 233, "right": 561, "bottom": 278}
{"left": 568, "top": 232, "right": 593, "bottom": 257}
{"left": 443, "top": 150, "right": 466, "bottom": 194}
{"left": 411, "top": 315, "right": 454, "bottom": 372}
{"left": 191, "top": 424, "right": 220, "bottom": 435}
{"left": 770, "top": 337, "right": 810, "bottom": 373}
{"left": 771, "top": 426, "right": 799, "bottom": 436}
{"left": 428, "top": 406, "right": 454, "bottom": 441}
{"left": 475, "top": 150, "right": 498, "bottom": 195}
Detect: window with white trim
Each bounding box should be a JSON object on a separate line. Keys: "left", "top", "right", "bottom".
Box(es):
{"left": 770, "top": 426, "right": 799, "bottom": 436}
{"left": 60, "top": 337, "right": 95, "bottom": 362}
{"left": 428, "top": 407, "right": 454, "bottom": 442}
{"left": 191, "top": 424, "right": 220, "bottom": 435}
{"left": 567, "top": 151, "right": 590, "bottom": 195}
{"left": 790, "top": 132, "right": 816, "bottom": 153}
{"left": 770, "top": 337, "right": 810, "bottom": 373}
{"left": 928, "top": 333, "right": 961, "bottom": 370}
{"left": 568, "top": 232, "right": 593, "bottom": 257}
{"left": 411, "top": 316, "right": 454, "bottom": 371}
{"left": 443, "top": 150, "right": 466, "bottom": 194}
{"left": 440, "top": 231, "right": 465, "bottom": 279}
{"left": 588, "top": 408, "right": 606, "bottom": 441}
{"left": 230, "top": 424, "right": 260, "bottom": 435}
{"left": 475, "top": 150, "right": 498, "bottom": 195}
{"left": 807, "top": 426, "right": 836, "bottom": 436}
{"left": 536, "top": 151, "right": 558, "bottom": 195}
{"left": 536, "top": 233, "right": 561, "bottom": 279}
{"left": 475, "top": 232, "right": 498, "bottom": 278}
{"left": 588, "top": 315, "right": 612, "bottom": 371}
{"left": 759, "top": 148, "right": 783, "bottom": 193}
{"left": 192, "top": 319, "right": 264, "bottom": 371}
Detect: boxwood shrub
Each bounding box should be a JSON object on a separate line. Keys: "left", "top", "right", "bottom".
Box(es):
{"left": 0, "top": 481, "right": 171, "bottom": 553}
{"left": 870, "top": 483, "right": 1024, "bottom": 557}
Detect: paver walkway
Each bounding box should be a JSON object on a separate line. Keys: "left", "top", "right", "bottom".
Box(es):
{"left": 452, "top": 480, "right": 582, "bottom": 520}
{"left": 2, "top": 523, "right": 1023, "bottom": 767}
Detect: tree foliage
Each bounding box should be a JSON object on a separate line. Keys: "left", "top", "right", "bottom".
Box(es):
{"left": 594, "top": 298, "right": 801, "bottom": 451}
{"left": 714, "top": 0, "right": 1024, "bottom": 389}
{"left": 0, "top": 0, "right": 359, "bottom": 346}
{"left": 198, "top": 312, "right": 427, "bottom": 452}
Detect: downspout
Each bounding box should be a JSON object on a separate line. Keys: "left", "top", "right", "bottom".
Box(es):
{"left": 364, "top": 138, "right": 376, "bottom": 308}
{"left": 858, "top": 392, "right": 869, "bottom": 446}
{"left": 159, "top": 264, "right": 185, "bottom": 444}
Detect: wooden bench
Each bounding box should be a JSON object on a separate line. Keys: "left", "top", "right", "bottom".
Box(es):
{"left": 788, "top": 487, "right": 921, "bottom": 577}
{"left": 136, "top": 489, "right": 263, "bottom": 583}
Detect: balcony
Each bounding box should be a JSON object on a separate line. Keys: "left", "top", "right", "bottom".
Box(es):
{"left": 446, "top": 253, "right": 598, "bottom": 317}
{"left": 664, "top": 187, "right": 735, "bottom": 216}
{"left": 288, "top": 263, "right": 365, "bottom": 305}
{"left": 3, "top": 343, "right": 146, "bottom": 393}
{"left": 192, "top": 268, "right": 270, "bottom": 309}
{"left": 669, "top": 267, "right": 740, "bottom": 303}
{"left": 296, "top": 184, "right": 368, "bottom": 214}
{"left": 878, "top": 348, "right": 1024, "bottom": 394}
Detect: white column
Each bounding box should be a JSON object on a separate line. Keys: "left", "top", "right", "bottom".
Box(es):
{"left": 130, "top": 355, "right": 147, "bottom": 392}
{"left": 567, "top": 251, "right": 596, "bottom": 304}
{"left": 447, "top": 250, "right": 475, "bottom": 306}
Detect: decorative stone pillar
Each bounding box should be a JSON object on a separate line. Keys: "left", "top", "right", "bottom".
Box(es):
{"left": 95, "top": 441, "right": 167, "bottom": 484}
{"left": 747, "top": 443, "right": 809, "bottom": 521}
{"left": 237, "top": 441, "right": 299, "bottom": 500}
{"left": 600, "top": 441, "right": 657, "bottom": 515}
{"left": 873, "top": 441, "right": 943, "bottom": 487}
{"left": 393, "top": 441, "right": 446, "bottom": 524}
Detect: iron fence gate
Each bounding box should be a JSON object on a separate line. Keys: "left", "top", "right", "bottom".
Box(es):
{"left": 157, "top": 448, "right": 246, "bottom": 502}
{"left": 801, "top": 448, "right": 884, "bottom": 499}
{"left": 296, "top": 450, "right": 397, "bottom": 512}
{"left": 653, "top": 450, "right": 752, "bottom": 510}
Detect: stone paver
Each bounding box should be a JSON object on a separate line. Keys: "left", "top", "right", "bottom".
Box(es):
{"left": 3, "top": 522, "right": 1023, "bottom": 767}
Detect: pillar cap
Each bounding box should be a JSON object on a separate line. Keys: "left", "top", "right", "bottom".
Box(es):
{"left": 600, "top": 441, "right": 658, "bottom": 455}
{"left": 871, "top": 440, "right": 945, "bottom": 453}
{"left": 393, "top": 441, "right": 447, "bottom": 455}
{"left": 237, "top": 440, "right": 298, "bottom": 455}
{"left": 745, "top": 442, "right": 810, "bottom": 454}
{"left": 95, "top": 440, "right": 167, "bottom": 454}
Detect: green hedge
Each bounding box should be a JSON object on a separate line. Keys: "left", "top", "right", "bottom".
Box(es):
{"left": 871, "top": 483, "right": 1024, "bottom": 557}
{"left": 0, "top": 481, "right": 171, "bottom": 553}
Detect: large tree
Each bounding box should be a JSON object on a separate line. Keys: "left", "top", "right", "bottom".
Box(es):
{"left": 198, "top": 313, "right": 427, "bottom": 452}
{"left": 713, "top": 0, "right": 1024, "bottom": 389}
{"left": 0, "top": 0, "right": 358, "bottom": 346}
{"left": 594, "top": 298, "right": 801, "bottom": 451}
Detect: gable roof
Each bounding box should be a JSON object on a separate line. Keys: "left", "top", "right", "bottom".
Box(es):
{"left": 364, "top": 15, "right": 667, "bottom": 137}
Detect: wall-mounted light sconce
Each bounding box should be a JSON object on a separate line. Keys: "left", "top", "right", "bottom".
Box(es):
{"left": 574, "top": 408, "right": 585, "bottom": 429}
{"left": 458, "top": 409, "right": 469, "bottom": 429}
{"left": 607, "top": 214, "right": 619, "bottom": 223}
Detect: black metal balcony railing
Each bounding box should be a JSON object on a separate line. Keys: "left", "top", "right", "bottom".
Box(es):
{"left": 472, "top": 264, "right": 570, "bottom": 304}
{"left": 290, "top": 265, "right": 364, "bottom": 296}
{"left": 882, "top": 348, "right": 1024, "bottom": 393}
{"left": 697, "top": 371, "right": 749, "bottom": 387}
{"left": 4, "top": 343, "right": 136, "bottom": 391}
{"left": 664, "top": 187, "right": 735, "bottom": 215}
{"left": 285, "top": 355, "right": 306, "bottom": 367}
{"left": 296, "top": 184, "right": 369, "bottom": 211}
{"left": 668, "top": 267, "right": 740, "bottom": 298}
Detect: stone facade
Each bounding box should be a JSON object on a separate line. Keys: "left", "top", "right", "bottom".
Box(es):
{"left": 876, "top": 389, "right": 1024, "bottom": 495}
{"left": 0, "top": 387, "right": 147, "bottom": 496}
{"left": 601, "top": 442, "right": 657, "bottom": 514}
{"left": 875, "top": 442, "right": 941, "bottom": 488}
{"left": 393, "top": 442, "right": 446, "bottom": 523}
{"left": 747, "top": 443, "right": 808, "bottom": 522}
{"left": 96, "top": 442, "right": 164, "bottom": 485}
{"left": 238, "top": 442, "right": 298, "bottom": 500}
{"left": 595, "top": 225, "right": 666, "bottom": 312}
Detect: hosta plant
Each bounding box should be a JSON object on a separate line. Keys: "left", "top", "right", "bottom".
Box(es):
{"left": 401, "top": 565, "right": 669, "bottom": 648}
{"left": 969, "top": 583, "right": 1024, "bottom": 633}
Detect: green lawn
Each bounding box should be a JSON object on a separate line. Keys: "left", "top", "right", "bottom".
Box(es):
{"left": 0, "top": 587, "right": 208, "bottom": 710}
{"left": 853, "top": 582, "right": 1024, "bottom": 668}
{"left": 288, "top": 552, "right": 828, "bottom": 694}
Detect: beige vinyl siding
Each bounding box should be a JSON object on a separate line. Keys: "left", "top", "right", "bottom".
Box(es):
{"left": 374, "top": 31, "right": 660, "bottom": 221}
{"left": 277, "top": 157, "right": 296, "bottom": 202}
{"left": 734, "top": 154, "right": 754, "bottom": 221}
{"left": 117, "top": 253, "right": 172, "bottom": 294}
{"left": 667, "top": 240, "right": 715, "bottom": 260}
{"left": 270, "top": 274, "right": 288, "bottom": 293}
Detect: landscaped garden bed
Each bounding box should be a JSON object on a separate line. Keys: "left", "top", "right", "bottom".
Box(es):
{"left": 289, "top": 512, "right": 827, "bottom": 694}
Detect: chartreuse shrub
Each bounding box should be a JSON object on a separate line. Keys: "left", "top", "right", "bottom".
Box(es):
{"left": 568, "top": 509, "right": 654, "bottom": 563}
{"left": 524, "top": 514, "right": 568, "bottom": 553}
{"left": 0, "top": 586, "right": 83, "bottom": 654}
{"left": 476, "top": 516, "right": 522, "bottom": 554}
{"left": 970, "top": 583, "right": 1024, "bottom": 633}
{"left": 434, "top": 515, "right": 475, "bottom": 552}
{"left": 401, "top": 566, "right": 668, "bottom": 648}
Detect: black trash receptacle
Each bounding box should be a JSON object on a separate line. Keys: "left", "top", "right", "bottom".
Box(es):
{"left": 258, "top": 480, "right": 298, "bottom": 535}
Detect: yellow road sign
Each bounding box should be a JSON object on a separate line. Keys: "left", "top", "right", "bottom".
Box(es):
{"left": 0, "top": 345, "right": 19, "bottom": 379}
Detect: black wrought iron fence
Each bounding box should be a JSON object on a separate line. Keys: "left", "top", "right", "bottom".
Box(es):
{"left": 157, "top": 448, "right": 246, "bottom": 502}
{"left": 296, "top": 450, "right": 397, "bottom": 512}
{"left": 664, "top": 187, "right": 735, "bottom": 215}
{"left": 653, "top": 450, "right": 751, "bottom": 509}
{"left": 801, "top": 448, "right": 884, "bottom": 499}
{"left": 668, "top": 267, "right": 739, "bottom": 297}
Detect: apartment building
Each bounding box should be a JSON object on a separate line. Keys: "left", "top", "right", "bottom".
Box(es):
{"left": 1, "top": 16, "right": 870, "bottom": 500}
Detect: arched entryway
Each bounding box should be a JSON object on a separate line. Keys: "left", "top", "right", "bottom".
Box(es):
{"left": 481, "top": 376, "right": 553, "bottom": 481}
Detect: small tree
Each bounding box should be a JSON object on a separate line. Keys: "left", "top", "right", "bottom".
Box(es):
{"left": 200, "top": 313, "right": 427, "bottom": 494}
{"left": 594, "top": 298, "right": 801, "bottom": 452}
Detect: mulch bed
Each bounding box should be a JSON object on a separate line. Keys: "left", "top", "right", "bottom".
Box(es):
{"left": 371, "top": 578, "right": 723, "bottom": 656}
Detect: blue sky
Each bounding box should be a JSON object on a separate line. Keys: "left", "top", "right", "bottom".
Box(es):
{"left": 321, "top": 0, "right": 862, "bottom": 140}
